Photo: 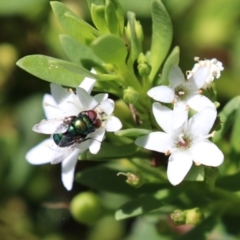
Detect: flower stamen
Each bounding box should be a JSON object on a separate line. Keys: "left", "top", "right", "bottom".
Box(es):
{"left": 178, "top": 91, "right": 185, "bottom": 96}
{"left": 165, "top": 150, "right": 171, "bottom": 156}
{"left": 194, "top": 161, "right": 201, "bottom": 166}
{"left": 178, "top": 133, "right": 186, "bottom": 144}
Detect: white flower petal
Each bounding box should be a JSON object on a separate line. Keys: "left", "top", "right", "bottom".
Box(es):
{"left": 94, "top": 93, "right": 108, "bottom": 103}
{"left": 191, "top": 140, "right": 224, "bottom": 167}
{"left": 135, "top": 132, "right": 170, "bottom": 153}
{"left": 43, "top": 94, "right": 64, "bottom": 119}
{"left": 61, "top": 148, "right": 81, "bottom": 190}
{"left": 188, "top": 66, "right": 209, "bottom": 89}
{"left": 78, "top": 140, "right": 90, "bottom": 152}
{"left": 152, "top": 102, "right": 173, "bottom": 134}
{"left": 89, "top": 128, "right": 105, "bottom": 154}
{"left": 99, "top": 99, "right": 114, "bottom": 115}
{"left": 58, "top": 93, "right": 81, "bottom": 116}
{"left": 148, "top": 86, "right": 174, "bottom": 103}
{"left": 188, "top": 107, "right": 217, "bottom": 136}
{"left": 172, "top": 101, "right": 188, "bottom": 129}
{"left": 50, "top": 83, "right": 69, "bottom": 104}
{"left": 187, "top": 95, "right": 215, "bottom": 112}
{"left": 104, "top": 116, "right": 122, "bottom": 132}
{"left": 167, "top": 152, "right": 193, "bottom": 185}
{"left": 79, "top": 76, "right": 96, "bottom": 93}
{"left": 169, "top": 65, "right": 185, "bottom": 88}
{"left": 26, "top": 139, "right": 55, "bottom": 164}
{"left": 77, "top": 88, "right": 98, "bottom": 110}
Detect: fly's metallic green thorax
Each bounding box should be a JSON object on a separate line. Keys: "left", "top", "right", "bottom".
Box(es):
{"left": 70, "top": 115, "right": 95, "bottom": 136}
{"left": 53, "top": 110, "right": 100, "bottom": 147}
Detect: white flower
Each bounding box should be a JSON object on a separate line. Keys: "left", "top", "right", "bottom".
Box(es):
{"left": 187, "top": 57, "right": 224, "bottom": 89}
{"left": 148, "top": 65, "right": 215, "bottom": 128}
{"left": 26, "top": 76, "right": 122, "bottom": 190}
{"left": 135, "top": 103, "right": 224, "bottom": 186}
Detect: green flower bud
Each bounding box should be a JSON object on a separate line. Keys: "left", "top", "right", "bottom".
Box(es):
{"left": 117, "top": 172, "right": 145, "bottom": 188}
{"left": 102, "top": 63, "right": 115, "bottom": 73}
{"left": 171, "top": 208, "right": 204, "bottom": 226}
{"left": 137, "top": 53, "right": 151, "bottom": 76}
{"left": 137, "top": 53, "right": 147, "bottom": 64}
{"left": 125, "top": 18, "right": 143, "bottom": 44}
{"left": 185, "top": 208, "right": 204, "bottom": 225}
{"left": 170, "top": 210, "right": 186, "bottom": 225}
{"left": 138, "top": 62, "right": 152, "bottom": 77}
{"left": 123, "top": 86, "right": 139, "bottom": 104}
{"left": 134, "top": 19, "right": 144, "bottom": 43}
{"left": 125, "top": 23, "right": 131, "bottom": 41}
{"left": 70, "top": 191, "right": 104, "bottom": 225}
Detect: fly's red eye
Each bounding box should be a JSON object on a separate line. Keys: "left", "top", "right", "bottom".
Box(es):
{"left": 94, "top": 119, "right": 102, "bottom": 128}
{"left": 87, "top": 110, "right": 97, "bottom": 121}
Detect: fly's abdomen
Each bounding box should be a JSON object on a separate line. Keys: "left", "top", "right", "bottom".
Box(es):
{"left": 53, "top": 133, "right": 78, "bottom": 147}
{"left": 53, "top": 133, "right": 63, "bottom": 145}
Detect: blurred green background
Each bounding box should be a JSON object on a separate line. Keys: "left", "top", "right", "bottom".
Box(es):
{"left": 0, "top": 0, "right": 239, "bottom": 239}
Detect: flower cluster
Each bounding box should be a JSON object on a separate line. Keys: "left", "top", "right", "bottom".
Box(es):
{"left": 135, "top": 58, "right": 224, "bottom": 185}
{"left": 26, "top": 57, "right": 224, "bottom": 189}
{"left": 26, "top": 76, "right": 122, "bottom": 190}
{"left": 187, "top": 57, "right": 224, "bottom": 89}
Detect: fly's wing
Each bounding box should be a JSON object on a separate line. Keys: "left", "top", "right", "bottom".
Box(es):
{"left": 32, "top": 116, "right": 75, "bottom": 134}
{"left": 50, "top": 143, "right": 79, "bottom": 164}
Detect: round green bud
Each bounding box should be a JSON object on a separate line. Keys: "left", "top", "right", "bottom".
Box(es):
{"left": 170, "top": 210, "right": 186, "bottom": 225}
{"left": 185, "top": 208, "right": 204, "bottom": 225}
{"left": 102, "top": 63, "right": 115, "bottom": 73}
{"left": 123, "top": 86, "right": 139, "bottom": 104}
{"left": 70, "top": 191, "right": 104, "bottom": 225}
{"left": 137, "top": 53, "right": 151, "bottom": 76}
{"left": 117, "top": 172, "right": 145, "bottom": 188}
{"left": 138, "top": 62, "right": 152, "bottom": 77}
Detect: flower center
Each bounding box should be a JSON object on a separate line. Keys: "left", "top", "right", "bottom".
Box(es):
{"left": 174, "top": 133, "right": 192, "bottom": 151}
{"left": 175, "top": 85, "right": 188, "bottom": 101}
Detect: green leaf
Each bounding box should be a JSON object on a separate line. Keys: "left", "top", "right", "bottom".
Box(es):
{"left": 60, "top": 34, "right": 103, "bottom": 68}
{"left": 91, "top": 34, "right": 127, "bottom": 66}
{"left": 51, "top": 1, "right": 99, "bottom": 46}
{"left": 115, "top": 128, "right": 151, "bottom": 137}
{"left": 91, "top": 4, "right": 109, "bottom": 34}
{"left": 87, "top": 0, "right": 104, "bottom": 9}
{"left": 79, "top": 142, "right": 138, "bottom": 160}
{"left": 115, "top": 188, "right": 181, "bottom": 220}
{"left": 76, "top": 166, "right": 165, "bottom": 197}
{"left": 126, "top": 12, "right": 143, "bottom": 64}
{"left": 184, "top": 164, "right": 204, "bottom": 182}
{"left": 213, "top": 96, "right": 240, "bottom": 144}
{"left": 230, "top": 104, "right": 240, "bottom": 153}
{"left": 158, "top": 46, "right": 180, "bottom": 85}
{"left": 149, "top": 0, "right": 173, "bottom": 82}
{"left": 216, "top": 172, "right": 240, "bottom": 191}
{"left": 105, "top": 0, "right": 120, "bottom": 35}
{"left": 16, "top": 55, "right": 86, "bottom": 87}
{"left": 111, "top": 0, "right": 125, "bottom": 35}
{"left": 54, "top": 60, "right": 97, "bottom": 78}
